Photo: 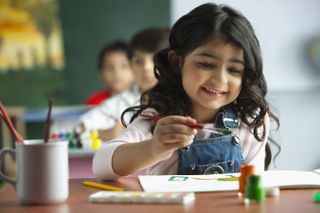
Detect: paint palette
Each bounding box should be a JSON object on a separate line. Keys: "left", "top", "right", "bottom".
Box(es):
{"left": 89, "top": 191, "right": 195, "bottom": 205}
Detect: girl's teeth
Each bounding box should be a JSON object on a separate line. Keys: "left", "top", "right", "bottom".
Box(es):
{"left": 204, "top": 87, "right": 223, "bottom": 93}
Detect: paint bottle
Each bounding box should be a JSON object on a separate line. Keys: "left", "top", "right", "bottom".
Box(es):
{"left": 239, "top": 164, "right": 255, "bottom": 196}
{"left": 244, "top": 174, "right": 265, "bottom": 205}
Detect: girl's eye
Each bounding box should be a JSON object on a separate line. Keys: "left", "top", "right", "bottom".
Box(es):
{"left": 199, "top": 62, "right": 214, "bottom": 69}
{"left": 228, "top": 67, "right": 242, "bottom": 74}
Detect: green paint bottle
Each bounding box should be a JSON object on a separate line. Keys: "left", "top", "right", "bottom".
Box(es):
{"left": 244, "top": 174, "right": 265, "bottom": 205}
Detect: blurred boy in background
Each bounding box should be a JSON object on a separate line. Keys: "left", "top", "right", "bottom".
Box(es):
{"left": 85, "top": 41, "right": 134, "bottom": 106}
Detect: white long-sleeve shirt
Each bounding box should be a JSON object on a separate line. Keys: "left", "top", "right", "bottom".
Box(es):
{"left": 93, "top": 109, "right": 269, "bottom": 180}
{"left": 79, "top": 85, "right": 141, "bottom": 131}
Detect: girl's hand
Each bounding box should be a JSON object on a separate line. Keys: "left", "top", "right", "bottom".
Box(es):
{"left": 150, "top": 115, "right": 197, "bottom": 160}
{"left": 98, "top": 121, "right": 125, "bottom": 141}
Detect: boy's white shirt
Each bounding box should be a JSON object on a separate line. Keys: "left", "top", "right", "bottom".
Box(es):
{"left": 92, "top": 108, "right": 269, "bottom": 180}
{"left": 80, "top": 85, "right": 141, "bottom": 130}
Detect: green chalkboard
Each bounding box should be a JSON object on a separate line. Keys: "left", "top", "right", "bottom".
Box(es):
{"left": 0, "top": 0, "right": 170, "bottom": 106}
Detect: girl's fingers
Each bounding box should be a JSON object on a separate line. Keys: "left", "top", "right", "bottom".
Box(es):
{"left": 152, "top": 115, "right": 198, "bottom": 151}
{"left": 158, "top": 115, "right": 197, "bottom": 126}
{"left": 157, "top": 123, "right": 196, "bottom": 135}
{"left": 162, "top": 140, "right": 193, "bottom": 150}
{"left": 159, "top": 133, "right": 195, "bottom": 144}
{"left": 184, "top": 116, "right": 197, "bottom": 125}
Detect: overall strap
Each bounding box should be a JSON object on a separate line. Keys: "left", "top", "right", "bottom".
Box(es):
{"left": 214, "top": 105, "right": 240, "bottom": 129}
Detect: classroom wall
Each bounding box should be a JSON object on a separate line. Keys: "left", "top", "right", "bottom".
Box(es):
{"left": 170, "top": 0, "right": 320, "bottom": 170}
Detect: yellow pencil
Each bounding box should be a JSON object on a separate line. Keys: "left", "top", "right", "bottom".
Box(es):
{"left": 83, "top": 181, "right": 124, "bottom": 191}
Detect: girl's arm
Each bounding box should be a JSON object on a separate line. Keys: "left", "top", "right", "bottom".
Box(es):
{"left": 112, "top": 139, "right": 165, "bottom": 176}
{"left": 112, "top": 115, "right": 197, "bottom": 176}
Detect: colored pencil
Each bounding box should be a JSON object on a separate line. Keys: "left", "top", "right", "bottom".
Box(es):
{"left": 83, "top": 181, "right": 124, "bottom": 191}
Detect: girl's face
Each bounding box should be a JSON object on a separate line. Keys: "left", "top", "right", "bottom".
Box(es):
{"left": 181, "top": 36, "right": 244, "bottom": 122}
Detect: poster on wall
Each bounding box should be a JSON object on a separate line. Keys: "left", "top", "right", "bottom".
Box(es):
{"left": 0, "top": 0, "right": 64, "bottom": 72}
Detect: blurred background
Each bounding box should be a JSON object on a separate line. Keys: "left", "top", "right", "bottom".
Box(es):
{"left": 0, "top": 0, "right": 170, "bottom": 105}
{"left": 0, "top": 0, "right": 320, "bottom": 171}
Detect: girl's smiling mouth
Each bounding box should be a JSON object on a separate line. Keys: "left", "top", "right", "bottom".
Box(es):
{"left": 200, "top": 86, "right": 228, "bottom": 97}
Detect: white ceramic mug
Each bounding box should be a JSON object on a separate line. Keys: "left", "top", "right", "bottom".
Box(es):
{"left": 0, "top": 139, "right": 69, "bottom": 204}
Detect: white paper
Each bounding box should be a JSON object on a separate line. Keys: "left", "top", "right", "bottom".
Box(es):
{"left": 139, "top": 170, "right": 320, "bottom": 192}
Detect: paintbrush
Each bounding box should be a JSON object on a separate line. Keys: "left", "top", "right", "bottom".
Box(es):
{"left": 140, "top": 114, "right": 231, "bottom": 135}
{"left": 0, "top": 101, "right": 24, "bottom": 143}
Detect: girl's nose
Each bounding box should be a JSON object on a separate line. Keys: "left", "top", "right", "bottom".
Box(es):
{"left": 211, "top": 66, "right": 228, "bottom": 84}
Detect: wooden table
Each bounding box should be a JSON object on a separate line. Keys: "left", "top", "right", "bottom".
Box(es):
{"left": 0, "top": 178, "right": 319, "bottom": 213}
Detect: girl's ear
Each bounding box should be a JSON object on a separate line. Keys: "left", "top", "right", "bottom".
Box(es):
{"left": 168, "top": 50, "right": 183, "bottom": 74}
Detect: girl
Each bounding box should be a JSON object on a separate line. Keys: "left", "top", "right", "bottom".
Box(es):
{"left": 92, "top": 3, "right": 279, "bottom": 179}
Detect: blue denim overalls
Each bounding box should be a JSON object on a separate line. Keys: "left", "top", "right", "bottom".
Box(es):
{"left": 177, "top": 106, "right": 244, "bottom": 175}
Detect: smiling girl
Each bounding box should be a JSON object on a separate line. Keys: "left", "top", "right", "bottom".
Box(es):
{"left": 92, "top": 3, "right": 279, "bottom": 179}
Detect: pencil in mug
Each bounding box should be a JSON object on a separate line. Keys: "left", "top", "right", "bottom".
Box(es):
{"left": 83, "top": 181, "right": 124, "bottom": 191}
{"left": 139, "top": 114, "right": 232, "bottom": 135}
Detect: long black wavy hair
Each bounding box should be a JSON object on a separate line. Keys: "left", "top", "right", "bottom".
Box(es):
{"left": 122, "top": 3, "right": 280, "bottom": 170}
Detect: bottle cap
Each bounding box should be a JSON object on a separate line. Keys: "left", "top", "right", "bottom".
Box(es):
{"left": 90, "top": 130, "right": 99, "bottom": 139}
{"left": 91, "top": 138, "right": 102, "bottom": 150}
{"left": 58, "top": 132, "right": 65, "bottom": 139}
{"left": 241, "top": 164, "right": 255, "bottom": 174}
{"left": 65, "top": 132, "right": 72, "bottom": 140}
{"left": 265, "top": 187, "right": 280, "bottom": 197}
{"left": 314, "top": 191, "right": 320, "bottom": 203}
{"left": 68, "top": 139, "right": 77, "bottom": 148}
{"left": 50, "top": 132, "right": 58, "bottom": 140}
